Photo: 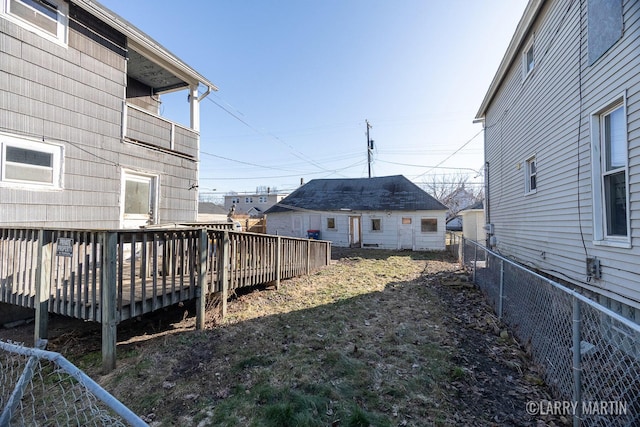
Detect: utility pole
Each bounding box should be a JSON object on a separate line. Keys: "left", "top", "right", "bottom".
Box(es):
{"left": 366, "top": 120, "right": 373, "bottom": 178}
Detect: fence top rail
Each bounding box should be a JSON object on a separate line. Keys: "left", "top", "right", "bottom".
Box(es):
{"left": 464, "top": 238, "right": 640, "bottom": 334}
{"left": 0, "top": 340, "right": 147, "bottom": 426}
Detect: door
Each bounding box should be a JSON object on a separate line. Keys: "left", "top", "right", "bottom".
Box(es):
{"left": 121, "top": 171, "right": 157, "bottom": 229}
{"left": 349, "top": 216, "right": 361, "bottom": 248}
{"left": 399, "top": 216, "right": 413, "bottom": 250}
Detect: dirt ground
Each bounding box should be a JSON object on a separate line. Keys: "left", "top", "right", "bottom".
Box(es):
{"left": 0, "top": 248, "right": 569, "bottom": 426}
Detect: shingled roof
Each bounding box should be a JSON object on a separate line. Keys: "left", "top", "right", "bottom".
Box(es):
{"left": 265, "top": 175, "right": 448, "bottom": 214}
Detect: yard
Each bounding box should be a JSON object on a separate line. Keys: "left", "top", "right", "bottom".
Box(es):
{"left": 2, "top": 248, "right": 566, "bottom": 426}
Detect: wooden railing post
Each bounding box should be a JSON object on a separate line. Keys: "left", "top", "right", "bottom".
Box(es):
{"left": 275, "top": 236, "right": 281, "bottom": 290}
{"left": 220, "top": 231, "right": 230, "bottom": 318}
{"left": 196, "top": 229, "right": 208, "bottom": 330}
{"left": 101, "top": 231, "right": 118, "bottom": 373}
{"left": 34, "top": 229, "right": 52, "bottom": 345}
{"left": 306, "top": 240, "right": 311, "bottom": 275}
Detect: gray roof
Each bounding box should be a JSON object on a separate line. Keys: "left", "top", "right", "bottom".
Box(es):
{"left": 265, "top": 175, "right": 448, "bottom": 214}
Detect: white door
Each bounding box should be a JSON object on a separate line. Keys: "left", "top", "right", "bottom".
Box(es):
{"left": 349, "top": 216, "right": 361, "bottom": 248}
{"left": 121, "top": 171, "right": 157, "bottom": 229}
{"left": 399, "top": 217, "right": 413, "bottom": 250}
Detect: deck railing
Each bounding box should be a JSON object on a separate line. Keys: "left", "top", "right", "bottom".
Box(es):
{"left": 0, "top": 227, "right": 331, "bottom": 371}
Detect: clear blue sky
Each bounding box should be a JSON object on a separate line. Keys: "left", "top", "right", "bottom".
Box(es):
{"left": 100, "top": 0, "right": 528, "bottom": 200}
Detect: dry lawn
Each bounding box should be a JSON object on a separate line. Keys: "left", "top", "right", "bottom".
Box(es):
{"left": 2, "top": 248, "right": 566, "bottom": 426}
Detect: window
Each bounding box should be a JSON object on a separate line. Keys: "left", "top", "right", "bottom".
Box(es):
{"left": 327, "top": 217, "right": 335, "bottom": 229}
{"left": 245, "top": 197, "right": 253, "bottom": 203}
{"left": 2, "top": 0, "right": 69, "bottom": 44}
{"left": 591, "top": 97, "right": 629, "bottom": 244}
{"left": 421, "top": 218, "right": 438, "bottom": 232}
{"left": 371, "top": 218, "right": 381, "bottom": 231}
{"left": 522, "top": 39, "right": 535, "bottom": 78}
{"left": 259, "top": 196, "right": 268, "bottom": 203}
{"left": 525, "top": 156, "right": 537, "bottom": 194}
{"left": 401, "top": 217, "right": 412, "bottom": 225}
{"left": 231, "top": 197, "right": 240, "bottom": 204}
{"left": 1, "top": 133, "right": 63, "bottom": 188}
{"left": 587, "top": 0, "right": 622, "bottom": 65}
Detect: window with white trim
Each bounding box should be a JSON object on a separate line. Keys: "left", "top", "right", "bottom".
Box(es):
{"left": 2, "top": 0, "right": 69, "bottom": 44}
{"left": 522, "top": 39, "right": 535, "bottom": 79}
{"left": 259, "top": 196, "right": 268, "bottom": 203}
{"left": 525, "top": 156, "right": 537, "bottom": 194}
{"left": 371, "top": 218, "right": 381, "bottom": 231}
{"left": 591, "top": 97, "right": 629, "bottom": 243}
{"left": 326, "top": 217, "right": 335, "bottom": 230}
{"left": 0, "top": 133, "right": 63, "bottom": 188}
{"left": 245, "top": 197, "right": 253, "bottom": 203}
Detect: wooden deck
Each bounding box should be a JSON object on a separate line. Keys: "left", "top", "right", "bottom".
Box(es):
{"left": 0, "top": 226, "right": 331, "bottom": 371}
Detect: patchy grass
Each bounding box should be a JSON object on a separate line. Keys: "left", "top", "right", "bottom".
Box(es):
{"left": 17, "top": 248, "right": 561, "bottom": 426}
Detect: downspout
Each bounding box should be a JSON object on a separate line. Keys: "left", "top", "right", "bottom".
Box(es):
{"left": 484, "top": 161, "right": 491, "bottom": 248}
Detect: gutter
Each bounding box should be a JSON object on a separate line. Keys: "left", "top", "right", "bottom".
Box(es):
{"left": 475, "top": 0, "right": 545, "bottom": 120}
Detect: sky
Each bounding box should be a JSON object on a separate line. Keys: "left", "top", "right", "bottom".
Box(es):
{"left": 99, "top": 0, "right": 529, "bottom": 201}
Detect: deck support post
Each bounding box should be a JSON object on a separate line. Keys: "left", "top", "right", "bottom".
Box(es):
{"left": 34, "top": 229, "right": 52, "bottom": 345}
{"left": 101, "top": 231, "right": 118, "bottom": 374}
{"left": 220, "top": 231, "right": 230, "bottom": 319}
{"left": 196, "top": 229, "right": 208, "bottom": 330}
{"left": 275, "top": 236, "right": 281, "bottom": 290}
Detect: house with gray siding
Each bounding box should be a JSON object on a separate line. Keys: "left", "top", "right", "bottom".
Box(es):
{"left": 0, "top": 0, "right": 216, "bottom": 228}
{"left": 265, "top": 175, "right": 448, "bottom": 251}
{"left": 475, "top": 0, "right": 640, "bottom": 319}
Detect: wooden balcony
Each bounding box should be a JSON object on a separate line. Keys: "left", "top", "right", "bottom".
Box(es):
{"left": 124, "top": 103, "right": 198, "bottom": 159}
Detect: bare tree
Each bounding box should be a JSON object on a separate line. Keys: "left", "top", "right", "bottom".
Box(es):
{"left": 421, "top": 173, "right": 483, "bottom": 218}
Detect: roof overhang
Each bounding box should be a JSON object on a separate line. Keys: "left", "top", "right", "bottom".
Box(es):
{"left": 475, "top": 0, "right": 545, "bottom": 120}
{"left": 72, "top": 0, "right": 217, "bottom": 95}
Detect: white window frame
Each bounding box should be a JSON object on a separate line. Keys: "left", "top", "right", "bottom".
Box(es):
{"left": 326, "top": 217, "right": 336, "bottom": 230}
{"left": 591, "top": 94, "right": 630, "bottom": 247}
{"left": 259, "top": 196, "right": 268, "bottom": 203}
{"left": 2, "top": 0, "right": 69, "bottom": 45}
{"left": 522, "top": 37, "right": 535, "bottom": 80}
{"left": 525, "top": 155, "right": 537, "bottom": 194}
{"left": 371, "top": 217, "right": 382, "bottom": 232}
{"left": 245, "top": 197, "right": 253, "bottom": 203}
{"left": 0, "top": 132, "right": 64, "bottom": 189}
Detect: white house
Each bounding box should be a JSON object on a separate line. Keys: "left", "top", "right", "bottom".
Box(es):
{"left": 224, "top": 191, "right": 288, "bottom": 217}
{"left": 265, "top": 175, "right": 448, "bottom": 251}
{"left": 475, "top": 0, "right": 640, "bottom": 319}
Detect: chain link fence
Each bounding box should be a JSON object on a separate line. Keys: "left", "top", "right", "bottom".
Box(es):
{"left": 0, "top": 340, "right": 147, "bottom": 426}
{"left": 461, "top": 238, "right": 640, "bottom": 426}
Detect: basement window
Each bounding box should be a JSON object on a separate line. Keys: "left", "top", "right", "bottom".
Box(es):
{"left": 3, "top": 0, "right": 69, "bottom": 44}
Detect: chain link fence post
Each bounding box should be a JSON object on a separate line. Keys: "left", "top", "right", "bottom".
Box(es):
{"left": 572, "top": 295, "right": 582, "bottom": 427}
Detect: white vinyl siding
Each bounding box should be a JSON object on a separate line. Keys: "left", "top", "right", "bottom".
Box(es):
{"left": 481, "top": 0, "right": 640, "bottom": 310}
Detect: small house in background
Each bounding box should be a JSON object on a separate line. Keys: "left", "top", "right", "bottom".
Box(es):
{"left": 197, "top": 202, "right": 228, "bottom": 223}
{"left": 224, "top": 191, "right": 288, "bottom": 217}
{"left": 0, "top": 0, "right": 215, "bottom": 229}
{"left": 459, "top": 201, "right": 485, "bottom": 243}
{"left": 265, "top": 175, "right": 448, "bottom": 250}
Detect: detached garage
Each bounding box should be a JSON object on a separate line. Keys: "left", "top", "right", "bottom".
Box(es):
{"left": 265, "top": 175, "right": 448, "bottom": 251}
